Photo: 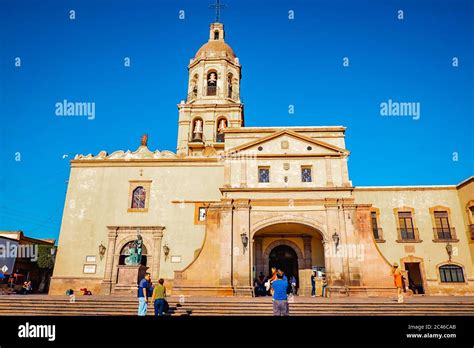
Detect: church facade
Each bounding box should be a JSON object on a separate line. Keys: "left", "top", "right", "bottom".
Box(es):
{"left": 50, "top": 22, "right": 474, "bottom": 297}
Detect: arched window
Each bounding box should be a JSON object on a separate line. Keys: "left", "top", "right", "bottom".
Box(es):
{"left": 216, "top": 117, "right": 227, "bottom": 143}
{"left": 206, "top": 71, "right": 217, "bottom": 96}
{"left": 191, "top": 117, "right": 204, "bottom": 142}
{"left": 131, "top": 186, "right": 146, "bottom": 209}
{"left": 439, "top": 265, "right": 465, "bottom": 283}
{"left": 214, "top": 30, "right": 219, "bottom": 40}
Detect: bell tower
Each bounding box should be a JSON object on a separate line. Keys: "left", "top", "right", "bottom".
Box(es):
{"left": 177, "top": 22, "right": 244, "bottom": 156}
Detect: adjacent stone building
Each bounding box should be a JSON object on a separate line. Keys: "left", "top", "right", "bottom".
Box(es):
{"left": 49, "top": 22, "right": 474, "bottom": 297}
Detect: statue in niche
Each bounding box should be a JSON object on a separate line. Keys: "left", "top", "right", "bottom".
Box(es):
{"left": 192, "top": 119, "right": 203, "bottom": 141}
{"left": 124, "top": 233, "right": 144, "bottom": 266}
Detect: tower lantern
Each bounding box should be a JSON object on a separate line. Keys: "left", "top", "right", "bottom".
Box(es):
{"left": 176, "top": 21, "right": 244, "bottom": 157}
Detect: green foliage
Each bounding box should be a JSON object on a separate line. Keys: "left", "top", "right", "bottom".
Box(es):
{"left": 37, "top": 245, "right": 56, "bottom": 270}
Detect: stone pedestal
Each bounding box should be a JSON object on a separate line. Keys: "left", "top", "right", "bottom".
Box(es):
{"left": 298, "top": 269, "right": 313, "bottom": 296}
{"left": 233, "top": 286, "right": 254, "bottom": 297}
{"left": 113, "top": 265, "right": 148, "bottom": 296}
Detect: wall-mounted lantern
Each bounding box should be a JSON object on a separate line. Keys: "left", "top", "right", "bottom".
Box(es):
{"left": 99, "top": 243, "right": 106, "bottom": 260}
{"left": 446, "top": 242, "right": 453, "bottom": 262}
{"left": 240, "top": 231, "right": 249, "bottom": 254}
{"left": 332, "top": 231, "right": 340, "bottom": 251}
{"left": 163, "top": 243, "right": 170, "bottom": 260}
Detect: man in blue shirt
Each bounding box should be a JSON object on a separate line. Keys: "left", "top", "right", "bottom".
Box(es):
{"left": 271, "top": 273, "right": 289, "bottom": 316}
{"left": 137, "top": 273, "right": 151, "bottom": 316}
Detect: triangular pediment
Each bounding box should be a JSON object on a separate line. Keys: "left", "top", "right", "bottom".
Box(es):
{"left": 227, "top": 129, "right": 349, "bottom": 156}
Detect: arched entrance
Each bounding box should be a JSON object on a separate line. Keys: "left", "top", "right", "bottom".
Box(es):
{"left": 263, "top": 239, "right": 305, "bottom": 276}
{"left": 252, "top": 222, "right": 326, "bottom": 296}
{"left": 268, "top": 245, "right": 299, "bottom": 283}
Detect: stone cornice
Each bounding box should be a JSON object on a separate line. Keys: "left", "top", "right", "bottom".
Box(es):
{"left": 71, "top": 158, "right": 223, "bottom": 167}
{"left": 106, "top": 226, "right": 165, "bottom": 231}
{"left": 220, "top": 187, "right": 354, "bottom": 193}
{"left": 223, "top": 126, "right": 346, "bottom": 133}
{"left": 354, "top": 186, "right": 457, "bottom": 192}
{"left": 225, "top": 129, "right": 349, "bottom": 155}
{"left": 178, "top": 103, "right": 244, "bottom": 111}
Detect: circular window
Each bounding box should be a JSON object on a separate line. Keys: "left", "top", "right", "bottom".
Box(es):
{"left": 307, "top": 146, "right": 312, "bottom": 151}
{"left": 258, "top": 146, "right": 263, "bottom": 151}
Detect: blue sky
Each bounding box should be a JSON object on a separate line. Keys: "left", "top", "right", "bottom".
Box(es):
{"left": 0, "top": 0, "right": 473, "bottom": 240}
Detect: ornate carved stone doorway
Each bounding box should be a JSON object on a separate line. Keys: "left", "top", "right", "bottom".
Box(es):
{"left": 100, "top": 225, "right": 165, "bottom": 295}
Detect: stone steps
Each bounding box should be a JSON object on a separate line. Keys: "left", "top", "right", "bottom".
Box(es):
{"left": 1, "top": 296, "right": 473, "bottom": 316}
{"left": 2, "top": 309, "right": 473, "bottom": 316}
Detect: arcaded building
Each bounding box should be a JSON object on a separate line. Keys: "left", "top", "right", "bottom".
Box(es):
{"left": 50, "top": 22, "right": 474, "bottom": 297}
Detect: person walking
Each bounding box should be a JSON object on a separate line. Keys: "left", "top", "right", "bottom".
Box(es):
{"left": 152, "top": 278, "right": 167, "bottom": 316}
{"left": 392, "top": 263, "right": 404, "bottom": 303}
{"left": 271, "top": 273, "right": 289, "bottom": 316}
{"left": 290, "top": 275, "right": 297, "bottom": 295}
{"left": 311, "top": 271, "right": 316, "bottom": 297}
{"left": 321, "top": 274, "right": 328, "bottom": 298}
{"left": 137, "top": 273, "right": 151, "bottom": 316}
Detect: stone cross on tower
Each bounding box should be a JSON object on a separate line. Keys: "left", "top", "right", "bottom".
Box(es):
{"left": 209, "top": 0, "right": 226, "bottom": 23}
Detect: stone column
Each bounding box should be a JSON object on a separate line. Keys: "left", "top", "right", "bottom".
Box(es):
{"left": 338, "top": 204, "right": 351, "bottom": 286}
{"left": 325, "top": 157, "right": 334, "bottom": 187}
{"left": 204, "top": 120, "right": 215, "bottom": 147}
{"left": 341, "top": 155, "right": 351, "bottom": 187}
{"left": 240, "top": 157, "right": 247, "bottom": 188}
{"left": 302, "top": 235, "right": 312, "bottom": 269}
{"left": 224, "top": 158, "right": 231, "bottom": 188}
{"left": 151, "top": 229, "right": 164, "bottom": 281}
{"left": 324, "top": 202, "right": 346, "bottom": 292}
{"left": 254, "top": 236, "right": 263, "bottom": 276}
{"left": 101, "top": 227, "right": 118, "bottom": 295}
{"left": 232, "top": 200, "right": 253, "bottom": 296}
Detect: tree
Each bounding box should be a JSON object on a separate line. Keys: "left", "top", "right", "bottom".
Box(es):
{"left": 36, "top": 245, "right": 56, "bottom": 293}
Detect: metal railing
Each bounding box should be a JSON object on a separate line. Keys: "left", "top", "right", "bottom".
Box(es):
{"left": 206, "top": 85, "right": 217, "bottom": 96}
{"left": 187, "top": 87, "right": 240, "bottom": 102}
{"left": 433, "top": 227, "right": 456, "bottom": 241}
{"left": 397, "top": 228, "right": 419, "bottom": 241}
{"left": 372, "top": 227, "right": 384, "bottom": 241}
